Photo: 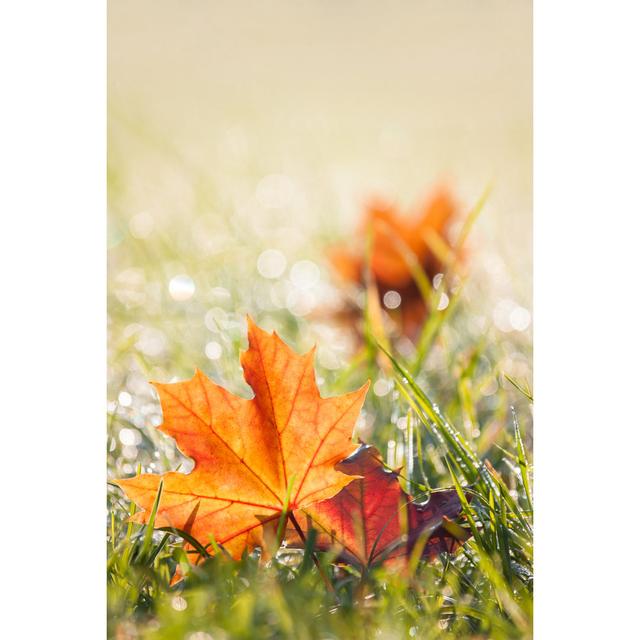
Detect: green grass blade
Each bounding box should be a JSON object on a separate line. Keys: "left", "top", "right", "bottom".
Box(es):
{"left": 138, "top": 479, "right": 163, "bottom": 563}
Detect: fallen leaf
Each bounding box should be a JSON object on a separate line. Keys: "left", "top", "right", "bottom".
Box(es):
{"left": 169, "top": 564, "right": 185, "bottom": 587}
{"left": 116, "top": 317, "right": 369, "bottom": 559}
{"left": 287, "top": 445, "right": 469, "bottom": 566}
{"left": 328, "top": 187, "right": 459, "bottom": 339}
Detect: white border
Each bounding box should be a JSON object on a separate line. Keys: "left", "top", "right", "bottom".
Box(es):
{"left": 1, "top": 1, "right": 105, "bottom": 637}
{"left": 535, "top": 2, "right": 640, "bottom": 637}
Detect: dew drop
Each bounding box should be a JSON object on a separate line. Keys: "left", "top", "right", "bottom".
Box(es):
{"left": 383, "top": 290, "right": 401, "bottom": 309}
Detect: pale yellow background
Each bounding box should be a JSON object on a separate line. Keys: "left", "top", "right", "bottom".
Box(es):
{"left": 109, "top": 0, "right": 531, "bottom": 301}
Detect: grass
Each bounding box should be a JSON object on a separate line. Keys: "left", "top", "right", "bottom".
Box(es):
{"left": 107, "top": 337, "right": 532, "bottom": 638}
{"left": 107, "top": 119, "right": 532, "bottom": 638}
{"left": 107, "top": 303, "right": 532, "bottom": 639}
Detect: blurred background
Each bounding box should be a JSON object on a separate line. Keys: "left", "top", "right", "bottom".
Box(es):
{"left": 107, "top": 0, "right": 531, "bottom": 479}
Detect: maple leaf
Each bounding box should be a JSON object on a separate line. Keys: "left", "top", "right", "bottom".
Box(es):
{"left": 115, "top": 317, "right": 369, "bottom": 559}
{"left": 286, "top": 445, "right": 469, "bottom": 567}
{"left": 328, "top": 187, "right": 459, "bottom": 339}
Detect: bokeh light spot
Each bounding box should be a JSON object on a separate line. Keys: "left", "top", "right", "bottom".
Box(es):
{"left": 171, "top": 595, "right": 188, "bottom": 611}
{"left": 205, "top": 341, "right": 223, "bottom": 360}
{"left": 257, "top": 249, "right": 287, "bottom": 279}
{"left": 168, "top": 274, "right": 195, "bottom": 301}
{"left": 135, "top": 327, "right": 167, "bottom": 357}
{"left": 493, "top": 299, "right": 517, "bottom": 332}
{"left": 510, "top": 306, "right": 531, "bottom": 331}
{"left": 437, "top": 292, "right": 450, "bottom": 311}
{"left": 286, "top": 289, "right": 316, "bottom": 317}
{"left": 290, "top": 260, "right": 320, "bottom": 289}
{"left": 373, "top": 378, "right": 393, "bottom": 397}
{"left": 383, "top": 290, "right": 401, "bottom": 309}
{"left": 119, "top": 428, "right": 141, "bottom": 446}
{"left": 187, "top": 633, "right": 214, "bottom": 640}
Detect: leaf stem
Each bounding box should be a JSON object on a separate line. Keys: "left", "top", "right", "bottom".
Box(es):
{"left": 288, "top": 512, "right": 337, "bottom": 599}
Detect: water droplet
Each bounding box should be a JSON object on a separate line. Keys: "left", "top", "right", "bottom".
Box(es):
{"left": 383, "top": 290, "right": 401, "bottom": 309}
{"left": 437, "top": 292, "right": 450, "bottom": 310}
{"left": 171, "top": 595, "right": 188, "bottom": 611}
{"left": 386, "top": 440, "right": 396, "bottom": 467}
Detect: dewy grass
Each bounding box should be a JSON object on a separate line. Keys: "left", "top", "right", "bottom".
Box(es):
{"left": 107, "top": 318, "right": 532, "bottom": 639}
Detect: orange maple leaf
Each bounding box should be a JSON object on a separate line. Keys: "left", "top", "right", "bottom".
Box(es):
{"left": 115, "top": 318, "right": 370, "bottom": 559}
{"left": 287, "top": 445, "right": 469, "bottom": 567}
{"left": 328, "top": 186, "right": 459, "bottom": 339}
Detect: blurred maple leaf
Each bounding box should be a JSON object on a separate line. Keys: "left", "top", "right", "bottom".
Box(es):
{"left": 286, "top": 445, "right": 469, "bottom": 567}
{"left": 328, "top": 187, "right": 459, "bottom": 339}
{"left": 116, "top": 317, "right": 369, "bottom": 559}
